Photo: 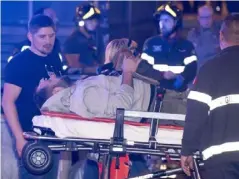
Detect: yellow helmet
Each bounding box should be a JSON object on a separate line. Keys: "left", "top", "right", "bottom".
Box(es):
{"left": 75, "top": 3, "right": 101, "bottom": 26}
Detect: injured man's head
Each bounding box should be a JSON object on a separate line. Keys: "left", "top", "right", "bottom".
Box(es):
{"left": 35, "top": 75, "right": 72, "bottom": 108}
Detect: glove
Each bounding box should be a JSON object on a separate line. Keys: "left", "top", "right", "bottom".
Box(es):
{"left": 173, "top": 75, "right": 185, "bottom": 89}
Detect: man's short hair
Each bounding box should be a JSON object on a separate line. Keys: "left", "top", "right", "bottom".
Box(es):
{"left": 34, "top": 7, "right": 47, "bottom": 15}
{"left": 221, "top": 14, "right": 239, "bottom": 44}
{"left": 28, "top": 14, "right": 56, "bottom": 34}
{"left": 197, "top": 3, "right": 214, "bottom": 14}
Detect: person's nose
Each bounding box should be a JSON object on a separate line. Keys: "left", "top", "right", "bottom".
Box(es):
{"left": 45, "top": 36, "right": 51, "bottom": 44}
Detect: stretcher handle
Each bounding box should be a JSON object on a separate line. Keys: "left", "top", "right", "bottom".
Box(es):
{"left": 127, "top": 162, "right": 204, "bottom": 179}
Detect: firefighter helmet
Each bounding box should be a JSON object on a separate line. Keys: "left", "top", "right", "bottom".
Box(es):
{"left": 75, "top": 3, "right": 101, "bottom": 26}
{"left": 154, "top": 3, "right": 182, "bottom": 29}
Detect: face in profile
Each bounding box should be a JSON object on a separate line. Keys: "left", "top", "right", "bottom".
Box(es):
{"left": 85, "top": 18, "right": 99, "bottom": 31}
{"left": 28, "top": 27, "right": 56, "bottom": 55}
{"left": 36, "top": 75, "right": 60, "bottom": 93}
{"left": 159, "top": 13, "right": 176, "bottom": 36}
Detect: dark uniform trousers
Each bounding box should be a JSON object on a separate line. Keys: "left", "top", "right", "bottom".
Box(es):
{"left": 203, "top": 162, "right": 239, "bottom": 179}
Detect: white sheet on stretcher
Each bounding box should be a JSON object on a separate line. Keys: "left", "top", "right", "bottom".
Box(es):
{"left": 32, "top": 112, "right": 183, "bottom": 145}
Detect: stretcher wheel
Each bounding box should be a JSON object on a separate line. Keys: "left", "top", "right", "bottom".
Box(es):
{"left": 22, "top": 142, "right": 53, "bottom": 175}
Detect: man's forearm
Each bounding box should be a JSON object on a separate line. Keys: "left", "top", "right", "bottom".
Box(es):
{"left": 122, "top": 72, "right": 133, "bottom": 88}
{"left": 2, "top": 102, "right": 24, "bottom": 140}
{"left": 136, "top": 60, "right": 164, "bottom": 81}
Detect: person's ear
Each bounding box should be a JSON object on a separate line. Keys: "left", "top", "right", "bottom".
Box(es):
{"left": 52, "top": 87, "right": 64, "bottom": 95}
{"left": 27, "top": 32, "right": 33, "bottom": 43}
{"left": 219, "top": 31, "right": 224, "bottom": 42}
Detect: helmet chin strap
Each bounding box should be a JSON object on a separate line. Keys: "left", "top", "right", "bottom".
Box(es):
{"left": 161, "top": 27, "right": 176, "bottom": 39}
{"left": 79, "top": 26, "right": 91, "bottom": 39}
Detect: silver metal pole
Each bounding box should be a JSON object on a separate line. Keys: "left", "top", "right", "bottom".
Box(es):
{"left": 128, "top": 1, "right": 132, "bottom": 37}
{"left": 124, "top": 110, "right": 185, "bottom": 121}
{"left": 28, "top": 0, "right": 33, "bottom": 21}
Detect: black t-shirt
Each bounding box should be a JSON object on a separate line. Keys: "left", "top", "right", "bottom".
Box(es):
{"left": 13, "top": 38, "right": 64, "bottom": 76}
{"left": 4, "top": 49, "right": 50, "bottom": 131}
{"left": 63, "top": 30, "right": 99, "bottom": 66}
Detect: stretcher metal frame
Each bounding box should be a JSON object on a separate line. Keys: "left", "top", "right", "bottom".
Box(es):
{"left": 22, "top": 108, "right": 203, "bottom": 178}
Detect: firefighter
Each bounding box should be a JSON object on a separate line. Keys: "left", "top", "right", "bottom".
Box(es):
{"left": 63, "top": 3, "right": 103, "bottom": 75}
{"left": 181, "top": 14, "right": 239, "bottom": 179}
{"left": 141, "top": 2, "right": 197, "bottom": 125}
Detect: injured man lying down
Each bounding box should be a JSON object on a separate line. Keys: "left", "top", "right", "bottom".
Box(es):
{"left": 34, "top": 39, "right": 178, "bottom": 179}
{"left": 36, "top": 39, "right": 176, "bottom": 122}
{"left": 36, "top": 40, "right": 152, "bottom": 122}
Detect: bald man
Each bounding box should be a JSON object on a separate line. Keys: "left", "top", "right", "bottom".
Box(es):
{"left": 187, "top": 4, "right": 221, "bottom": 72}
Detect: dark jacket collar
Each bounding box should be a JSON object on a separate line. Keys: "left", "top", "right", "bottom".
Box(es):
{"left": 221, "top": 45, "right": 239, "bottom": 53}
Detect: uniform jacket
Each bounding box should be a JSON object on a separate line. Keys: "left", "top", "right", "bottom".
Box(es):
{"left": 140, "top": 35, "right": 197, "bottom": 91}
{"left": 182, "top": 45, "right": 239, "bottom": 165}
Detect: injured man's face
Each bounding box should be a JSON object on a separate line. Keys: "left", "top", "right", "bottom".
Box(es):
{"left": 35, "top": 75, "right": 72, "bottom": 108}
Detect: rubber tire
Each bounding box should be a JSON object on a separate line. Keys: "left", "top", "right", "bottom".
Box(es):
{"left": 22, "top": 142, "right": 53, "bottom": 175}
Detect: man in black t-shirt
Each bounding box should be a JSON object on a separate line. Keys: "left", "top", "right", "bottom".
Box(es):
{"left": 2, "top": 15, "right": 58, "bottom": 179}
{"left": 8, "top": 7, "right": 64, "bottom": 76}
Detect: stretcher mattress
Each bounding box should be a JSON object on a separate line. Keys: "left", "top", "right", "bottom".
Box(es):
{"left": 32, "top": 111, "right": 183, "bottom": 145}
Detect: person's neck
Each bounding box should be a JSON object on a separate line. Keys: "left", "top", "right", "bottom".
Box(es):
{"left": 29, "top": 47, "right": 47, "bottom": 57}
{"left": 79, "top": 27, "right": 91, "bottom": 39}
{"left": 161, "top": 32, "right": 177, "bottom": 41}
{"left": 200, "top": 24, "right": 213, "bottom": 31}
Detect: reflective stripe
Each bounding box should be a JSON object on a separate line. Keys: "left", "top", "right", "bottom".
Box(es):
{"left": 210, "top": 94, "right": 239, "bottom": 111}
{"left": 62, "top": 65, "right": 68, "bottom": 70}
{"left": 21, "top": 45, "right": 30, "bottom": 52}
{"left": 141, "top": 53, "right": 154, "bottom": 65}
{"left": 7, "top": 55, "right": 13, "bottom": 63}
{"left": 152, "top": 64, "right": 168, "bottom": 71}
{"left": 165, "top": 5, "right": 177, "bottom": 17}
{"left": 184, "top": 55, "right": 197, "bottom": 65}
{"left": 188, "top": 91, "right": 239, "bottom": 111}
{"left": 83, "top": 7, "right": 95, "bottom": 20}
{"left": 187, "top": 91, "right": 212, "bottom": 105}
{"left": 78, "top": 20, "right": 85, "bottom": 27}
{"left": 58, "top": 53, "right": 63, "bottom": 62}
{"left": 202, "top": 142, "right": 239, "bottom": 160}
{"left": 153, "top": 65, "right": 185, "bottom": 74}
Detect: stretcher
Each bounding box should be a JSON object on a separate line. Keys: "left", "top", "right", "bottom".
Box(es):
{"left": 22, "top": 109, "right": 203, "bottom": 179}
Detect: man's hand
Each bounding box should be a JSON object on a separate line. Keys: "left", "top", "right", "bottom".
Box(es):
{"left": 16, "top": 137, "right": 27, "bottom": 157}
{"left": 122, "top": 55, "right": 140, "bottom": 73}
{"left": 181, "top": 155, "right": 193, "bottom": 176}
{"left": 36, "top": 78, "right": 48, "bottom": 92}
{"left": 163, "top": 71, "right": 176, "bottom": 80}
